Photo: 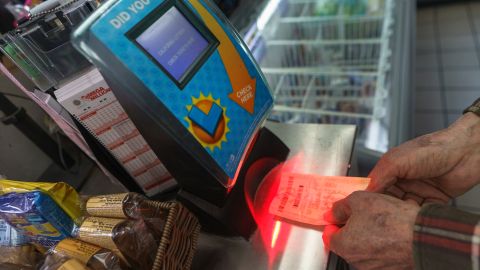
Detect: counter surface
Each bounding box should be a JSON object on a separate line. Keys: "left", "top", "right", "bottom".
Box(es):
{"left": 192, "top": 122, "right": 356, "bottom": 270}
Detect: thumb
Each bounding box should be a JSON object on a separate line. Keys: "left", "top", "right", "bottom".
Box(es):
{"left": 323, "top": 225, "right": 343, "bottom": 253}
{"left": 324, "top": 198, "right": 351, "bottom": 224}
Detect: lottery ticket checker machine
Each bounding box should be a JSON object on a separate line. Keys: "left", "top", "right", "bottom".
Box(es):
{"left": 72, "top": 0, "right": 290, "bottom": 236}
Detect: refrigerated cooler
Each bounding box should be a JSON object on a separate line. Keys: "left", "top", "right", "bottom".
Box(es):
{"left": 232, "top": 0, "right": 415, "bottom": 167}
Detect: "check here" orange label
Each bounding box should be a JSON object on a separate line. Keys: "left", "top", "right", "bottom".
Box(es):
{"left": 189, "top": 0, "right": 257, "bottom": 114}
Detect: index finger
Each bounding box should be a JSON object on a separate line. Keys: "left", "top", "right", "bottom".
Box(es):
{"left": 367, "top": 157, "right": 399, "bottom": 193}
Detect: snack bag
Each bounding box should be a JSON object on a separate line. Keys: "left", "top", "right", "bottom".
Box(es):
{"left": 40, "top": 256, "right": 91, "bottom": 270}
{"left": 52, "top": 238, "right": 125, "bottom": 270}
{"left": 86, "top": 193, "right": 165, "bottom": 220}
{"left": 0, "top": 180, "right": 82, "bottom": 224}
{"left": 86, "top": 193, "right": 167, "bottom": 240}
{"left": 0, "top": 245, "right": 40, "bottom": 268}
{"left": 78, "top": 217, "right": 158, "bottom": 270}
{"left": 0, "top": 191, "right": 76, "bottom": 247}
{"left": 0, "top": 219, "right": 28, "bottom": 246}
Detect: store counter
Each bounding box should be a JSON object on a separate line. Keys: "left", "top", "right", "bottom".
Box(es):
{"left": 192, "top": 122, "right": 355, "bottom": 270}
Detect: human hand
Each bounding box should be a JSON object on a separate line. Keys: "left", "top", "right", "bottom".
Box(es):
{"left": 367, "top": 113, "right": 480, "bottom": 204}
{"left": 322, "top": 191, "right": 420, "bottom": 270}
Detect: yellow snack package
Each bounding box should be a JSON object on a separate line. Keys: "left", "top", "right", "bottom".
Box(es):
{"left": 0, "top": 180, "right": 82, "bottom": 224}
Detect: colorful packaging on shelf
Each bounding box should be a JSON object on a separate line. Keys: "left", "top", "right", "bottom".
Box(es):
{"left": 0, "top": 191, "right": 76, "bottom": 248}
{"left": 0, "top": 180, "right": 82, "bottom": 224}
{"left": 78, "top": 217, "right": 158, "bottom": 270}
{"left": 0, "top": 219, "right": 28, "bottom": 246}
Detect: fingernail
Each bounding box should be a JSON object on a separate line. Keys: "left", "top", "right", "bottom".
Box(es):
{"left": 365, "top": 182, "right": 377, "bottom": 192}
{"left": 323, "top": 210, "right": 334, "bottom": 222}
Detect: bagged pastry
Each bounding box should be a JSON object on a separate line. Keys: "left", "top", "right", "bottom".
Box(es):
{"left": 40, "top": 256, "right": 91, "bottom": 270}
{"left": 0, "top": 245, "right": 40, "bottom": 268}
{"left": 86, "top": 193, "right": 167, "bottom": 240}
{"left": 52, "top": 238, "right": 125, "bottom": 270}
{"left": 0, "top": 263, "right": 36, "bottom": 270}
{"left": 77, "top": 217, "right": 158, "bottom": 270}
{"left": 86, "top": 192, "right": 167, "bottom": 220}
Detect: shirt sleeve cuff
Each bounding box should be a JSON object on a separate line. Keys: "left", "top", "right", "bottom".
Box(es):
{"left": 413, "top": 204, "right": 480, "bottom": 270}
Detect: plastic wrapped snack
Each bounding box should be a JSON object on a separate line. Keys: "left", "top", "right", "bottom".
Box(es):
{"left": 40, "top": 256, "right": 91, "bottom": 270}
{"left": 52, "top": 238, "right": 125, "bottom": 270}
{"left": 0, "top": 180, "right": 83, "bottom": 224}
{"left": 0, "top": 263, "right": 36, "bottom": 270}
{"left": 77, "top": 217, "right": 158, "bottom": 270}
{"left": 0, "top": 191, "right": 76, "bottom": 247}
{"left": 86, "top": 193, "right": 166, "bottom": 220}
{"left": 0, "top": 219, "right": 28, "bottom": 246}
{"left": 86, "top": 193, "right": 167, "bottom": 240}
{"left": 0, "top": 245, "right": 40, "bottom": 268}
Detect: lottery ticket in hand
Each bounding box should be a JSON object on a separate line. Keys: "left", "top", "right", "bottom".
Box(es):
{"left": 269, "top": 173, "right": 370, "bottom": 226}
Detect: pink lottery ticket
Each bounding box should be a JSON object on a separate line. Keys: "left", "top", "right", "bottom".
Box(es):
{"left": 269, "top": 173, "right": 370, "bottom": 226}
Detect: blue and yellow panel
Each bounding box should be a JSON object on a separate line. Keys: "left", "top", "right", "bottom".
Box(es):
{"left": 90, "top": 0, "right": 273, "bottom": 179}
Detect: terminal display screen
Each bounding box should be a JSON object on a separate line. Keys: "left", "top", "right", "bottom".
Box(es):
{"left": 134, "top": 6, "right": 212, "bottom": 86}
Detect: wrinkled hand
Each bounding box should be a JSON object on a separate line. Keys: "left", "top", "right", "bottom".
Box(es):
{"left": 323, "top": 191, "right": 420, "bottom": 270}
{"left": 368, "top": 113, "right": 480, "bottom": 204}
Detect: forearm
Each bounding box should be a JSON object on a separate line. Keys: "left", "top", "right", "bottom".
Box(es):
{"left": 413, "top": 204, "right": 480, "bottom": 270}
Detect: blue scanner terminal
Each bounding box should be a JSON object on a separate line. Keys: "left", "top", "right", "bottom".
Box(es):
{"left": 72, "top": 0, "right": 286, "bottom": 208}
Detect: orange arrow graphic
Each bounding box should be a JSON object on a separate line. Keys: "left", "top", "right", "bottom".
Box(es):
{"left": 189, "top": 0, "right": 256, "bottom": 114}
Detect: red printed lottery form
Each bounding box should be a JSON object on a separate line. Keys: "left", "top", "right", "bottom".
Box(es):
{"left": 269, "top": 173, "right": 370, "bottom": 226}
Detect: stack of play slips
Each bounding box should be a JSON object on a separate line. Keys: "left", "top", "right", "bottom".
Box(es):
{"left": 55, "top": 68, "right": 174, "bottom": 196}
{"left": 0, "top": 180, "right": 81, "bottom": 248}
{"left": 269, "top": 173, "right": 370, "bottom": 226}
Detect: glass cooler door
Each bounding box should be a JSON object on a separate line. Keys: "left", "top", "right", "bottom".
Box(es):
{"left": 233, "top": 0, "right": 415, "bottom": 163}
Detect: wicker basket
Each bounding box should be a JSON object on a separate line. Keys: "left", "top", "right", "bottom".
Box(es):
{"left": 147, "top": 201, "right": 200, "bottom": 270}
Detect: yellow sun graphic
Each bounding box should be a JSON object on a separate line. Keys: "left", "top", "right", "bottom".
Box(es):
{"left": 185, "top": 92, "right": 230, "bottom": 151}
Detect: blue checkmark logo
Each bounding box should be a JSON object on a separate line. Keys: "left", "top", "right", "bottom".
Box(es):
{"left": 188, "top": 102, "right": 223, "bottom": 137}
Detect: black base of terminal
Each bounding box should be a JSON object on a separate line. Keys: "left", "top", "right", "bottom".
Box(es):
{"left": 327, "top": 252, "right": 351, "bottom": 270}
{"left": 177, "top": 127, "right": 290, "bottom": 238}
